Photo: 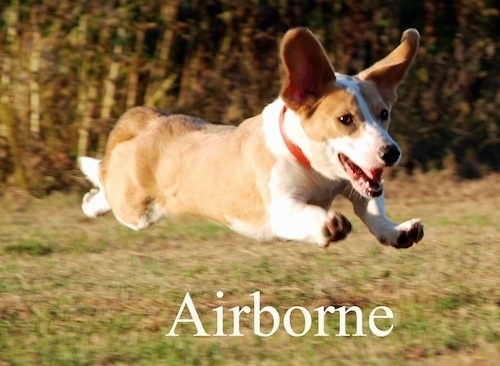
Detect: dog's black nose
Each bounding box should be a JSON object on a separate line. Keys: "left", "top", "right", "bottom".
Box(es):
{"left": 379, "top": 144, "right": 401, "bottom": 166}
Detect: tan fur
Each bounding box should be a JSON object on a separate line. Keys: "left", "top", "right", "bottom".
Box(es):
{"left": 100, "top": 107, "right": 275, "bottom": 230}
{"left": 358, "top": 29, "right": 420, "bottom": 104}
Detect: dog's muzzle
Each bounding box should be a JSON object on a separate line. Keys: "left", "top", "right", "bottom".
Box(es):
{"left": 339, "top": 153, "right": 384, "bottom": 198}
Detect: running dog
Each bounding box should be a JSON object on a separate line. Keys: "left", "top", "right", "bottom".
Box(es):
{"left": 79, "top": 27, "right": 424, "bottom": 248}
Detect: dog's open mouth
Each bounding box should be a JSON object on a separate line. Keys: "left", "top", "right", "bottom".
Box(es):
{"left": 339, "top": 153, "right": 384, "bottom": 197}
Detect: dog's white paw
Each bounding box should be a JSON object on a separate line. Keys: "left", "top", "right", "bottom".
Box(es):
{"left": 391, "top": 218, "right": 424, "bottom": 249}
{"left": 320, "top": 211, "right": 352, "bottom": 248}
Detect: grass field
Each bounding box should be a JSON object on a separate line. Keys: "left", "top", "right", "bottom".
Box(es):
{"left": 0, "top": 171, "right": 499, "bottom": 365}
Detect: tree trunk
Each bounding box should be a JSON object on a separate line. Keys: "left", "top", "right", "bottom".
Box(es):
{"left": 95, "top": 26, "right": 125, "bottom": 156}
{"left": 29, "top": 10, "right": 42, "bottom": 137}
{"left": 126, "top": 24, "right": 148, "bottom": 109}
{"left": 0, "top": 0, "right": 28, "bottom": 188}
{"left": 76, "top": 15, "right": 96, "bottom": 158}
{"left": 0, "top": 94, "right": 28, "bottom": 189}
{"left": 144, "top": 1, "right": 180, "bottom": 105}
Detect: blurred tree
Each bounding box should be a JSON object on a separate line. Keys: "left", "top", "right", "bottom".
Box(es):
{"left": 0, "top": 0, "right": 498, "bottom": 195}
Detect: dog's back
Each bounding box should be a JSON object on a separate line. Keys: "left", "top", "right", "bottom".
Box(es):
{"left": 80, "top": 106, "right": 208, "bottom": 192}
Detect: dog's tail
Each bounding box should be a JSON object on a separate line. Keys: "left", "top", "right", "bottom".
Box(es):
{"left": 78, "top": 156, "right": 111, "bottom": 218}
{"left": 78, "top": 156, "right": 102, "bottom": 188}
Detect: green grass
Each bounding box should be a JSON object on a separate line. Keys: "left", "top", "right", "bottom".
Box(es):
{"left": 0, "top": 174, "right": 499, "bottom": 365}
{"left": 5, "top": 240, "right": 53, "bottom": 256}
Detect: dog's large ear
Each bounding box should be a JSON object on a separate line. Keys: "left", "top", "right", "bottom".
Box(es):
{"left": 358, "top": 29, "right": 420, "bottom": 104}
{"left": 280, "top": 27, "right": 336, "bottom": 111}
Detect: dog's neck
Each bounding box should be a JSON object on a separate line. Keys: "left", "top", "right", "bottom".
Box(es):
{"left": 279, "top": 106, "right": 312, "bottom": 168}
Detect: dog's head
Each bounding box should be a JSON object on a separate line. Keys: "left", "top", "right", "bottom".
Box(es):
{"left": 280, "top": 27, "right": 420, "bottom": 197}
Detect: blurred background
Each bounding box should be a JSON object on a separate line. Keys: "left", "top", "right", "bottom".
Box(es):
{"left": 0, "top": 0, "right": 498, "bottom": 196}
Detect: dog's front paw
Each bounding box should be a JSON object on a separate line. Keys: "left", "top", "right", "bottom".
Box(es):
{"left": 320, "top": 211, "right": 352, "bottom": 248}
{"left": 393, "top": 218, "right": 424, "bottom": 249}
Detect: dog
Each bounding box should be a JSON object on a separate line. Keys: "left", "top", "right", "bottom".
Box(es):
{"left": 79, "top": 27, "right": 424, "bottom": 249}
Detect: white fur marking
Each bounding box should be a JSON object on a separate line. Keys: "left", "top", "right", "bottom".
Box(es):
{"left": 226, "top": 216, "right": 273, "bottom": 241}
{"left": 267, "top": 159, "right": 330, "bottom": 245}
{"left": 262, "top": 99, "right": 293, "bottom": 158}
{"left": 335, "top": 75, "right": 379, "bottom": 125}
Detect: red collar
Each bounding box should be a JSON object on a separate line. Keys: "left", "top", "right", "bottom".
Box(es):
{"left": 279, "top": 106, "right": 312, "bottom": 168}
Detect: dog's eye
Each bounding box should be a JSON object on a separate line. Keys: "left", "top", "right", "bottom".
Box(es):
{"left": 338, "top": 114, "right": 354, "bottom": 126}
{"left": 380, "top": 109, "right": 389, "bottom": 122}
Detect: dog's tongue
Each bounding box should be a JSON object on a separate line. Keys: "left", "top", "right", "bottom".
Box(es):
{"left": 362, "top": 168, "right": 384, "bottom": 197}
{"left": 367, "top": 169, "right": 383, "bottom": 182}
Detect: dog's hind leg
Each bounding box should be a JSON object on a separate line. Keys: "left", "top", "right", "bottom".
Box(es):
{"left": 113, "top": 198, "right": 165, "bottom": 231}
{"left": 82, "top": 188, "right": 111, "bottom": 218}
{"left": 79, "top": 156, "right": 111, "bottom": 217}
{"left": 103, "top": 164, "right": 165, "bottom": 231}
